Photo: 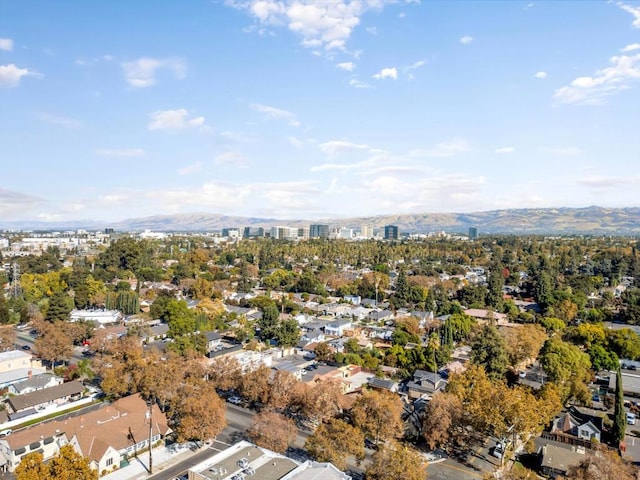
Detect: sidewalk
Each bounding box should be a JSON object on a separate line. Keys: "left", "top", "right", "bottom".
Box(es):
{"left": 102, "top": 444, "right": 196, "bottom": 480}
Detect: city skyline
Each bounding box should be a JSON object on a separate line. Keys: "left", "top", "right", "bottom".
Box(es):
{"left": 1, "top": 1, "right": 640, "bottom": 223}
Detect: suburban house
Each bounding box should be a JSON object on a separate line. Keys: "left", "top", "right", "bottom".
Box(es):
{"left": 204, "top": 331, "right": 222, "bottom": 352}
{"left": 5, "top": 380, "right": 84, "bottom": 416}
{"left": 368, "top": 310, "right": 394, "bottom": 323}
{"left": 7, "top": 373, "right": 63, "bottom": 395}
{"left": 0, "top": 350, "right": 46, "bottom": 389}
{"left": 367, "top": 377, "right": 399, "bottom": 393}
{"left": 539, "top": 444, "right": 589, "bottom": 478}
{"left": 464, "top": 308, "right": 508, "bottom": 325}
{"left": 548, "top": 407, "right": 603, "bottom": 444}
{"left": 325, "top": 319, "right": 353, "bottom": 337}
{"left": 0, "top": 394, "right": 171, "bottom": 474}
{"left": 407, "top": 370, "right": 448, "bottom": 399}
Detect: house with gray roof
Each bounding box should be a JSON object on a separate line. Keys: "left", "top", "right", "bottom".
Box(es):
{"left": 8, "top": 373, "right": 62, "bottom": 395}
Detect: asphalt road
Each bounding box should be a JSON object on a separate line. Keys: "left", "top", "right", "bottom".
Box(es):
{"left": 14, "top": 329, "right": 87, "bottom": 365}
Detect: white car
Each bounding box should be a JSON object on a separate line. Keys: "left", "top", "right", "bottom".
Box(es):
{"left": 228, "top": 396, "right": 242, "bottom": 405}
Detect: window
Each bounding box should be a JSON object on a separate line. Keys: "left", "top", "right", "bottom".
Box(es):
{"left": 106, "top": 458, "right": 113, "bottom": 467}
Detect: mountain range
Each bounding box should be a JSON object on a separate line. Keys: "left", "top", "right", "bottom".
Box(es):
{"left": 2, "top": 207, "right": 640, "bottom": 235}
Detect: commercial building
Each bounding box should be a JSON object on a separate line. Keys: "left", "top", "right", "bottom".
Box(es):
{"left": 309, "top": 224, "right": 329, "bottom": 239}
{"left": 384, "top": 225, "right": 399, "bottom": 240}
{"left": 468, "top": 227, "right": 478, "bottom": 240}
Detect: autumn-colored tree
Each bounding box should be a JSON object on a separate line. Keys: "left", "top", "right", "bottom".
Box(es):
{"left": 313, "top": 342, "right": 332, "bottom": 362}
{"left": 267, "top": 370, "right": 298, "bottom": 410}
{"left": 47, "top": 445, "right": 98, "bottom": 480}
{"left": 239, "top": 364, "right": 272, "bottom": 405}
{"left": 0, "top": 325, "right": 16, "bottom": 352}
{"left": 294, "top": 379, "right": 343, "bottom": 423}
{"left": 170, "top": 380, "right": 226, "bottom": 441}
{"left": 352, "top": 389, "right": 403, "bottom": 444}
{"left": 34, "top": 321, "right": 73, "bottom": 367}
{"left": 14, "top": 451, "right": 50, "bottom": 480}
{"left": 246, "top": 411, "right": 297, "bottom": 453}
{"left": 15, "top": 445, "right": 97, "bottom": 480}
{"left": 502, "top": 324, "right": 547, "bottom": 368}
{"left": 503, "top": 463, "right": 537, "bottom": 480}
{"left": 567, "top": 444, "right": 638, "bottom": 480}
{"left": 365, "top": 441, "right": 427, "bottom": 480}
{"left": 422, "top": 392, "right": 463, "bottom": 450}
{"left": 305, "top": 418, "right": 365, "bottom": 471}
{"left": 208, "top": 356, "right": 243, "bottom": 391}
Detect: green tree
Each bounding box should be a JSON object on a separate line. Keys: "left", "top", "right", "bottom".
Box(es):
{"left": 275, "top": 318, "right": 300, "bottom": 347}
{"left": 258, "top": 302, "right": 280, "bottom": 341}
{"left": 540, "top": 336, "right": 592, "bottom": 403}
{"left": 166, "top": 299, "right": 196, "bottom": 337}
{"left": 471, "top": 325, "right": 508, "bottom": 381}
{"left": 46, "top": 290, "right": 72, "bottom": 322}
{"left": 612, "top": 367, "right": 626, "bottom": 446}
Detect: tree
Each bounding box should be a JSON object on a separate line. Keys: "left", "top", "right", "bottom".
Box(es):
{"left": 46, "top": 290, "right": 72, "bottom": 322}
{"left": 246, "top": 411, "right": 297, "bottom": 453}
{"left": 471, "top": 325, "right": 508, "bottom": 381}
{"left": 0, "top": 325, "right": 16, "bottom": 352}
{"left": 267, "top": 370, "right": 298, "bottom": 410}
{"left": 47, "top": 445, "right": 98, "bottom": 480}
{"left": 540, "top": 337, "right": 592, "bottom": 403}
{"left": 207, "top": 356, "right": 243, "bottom": 391}
{"left": 15, "top": 445, "right": 97, "bottom": 480}
{"left": 567, "top": 444, "right": 638, "bottom": 480}
{"left": 612, "top": 367, "right": 626, "bottom": 446}
{"left": 314, "top": 342, "right": 332, "bottom": 362}
{"left": 170, "top": 380, "right": 226, "bottom": 441}
{"left": 295, "top": 379, "right": 343, "bottom": 423}
{"left": 352, "top": 389, "right": 403, "bottom": 444}
{"left": 275, "top": 318, "right": 300, "bottom": 347}
{"left": 365, "top": 441, "right": 427, "bottom": 480}
{"left": 166, "top": 299, "right": 196, "bottom": 337}
{"left": 0, "top": 293, "right": 10, "bottom": 324}
{"left": 14, "top": 451, "right": 50, "bottom": 480}
{"left": 34, "top": 322, "right": 73, "bottom": 367}
{"left": 503, "top": 324, "right": 547, "bottom": 368}
{"left": 305, "top": 418, "right": 364, "bottom": 471}
{"left": 258, "top": 302, "right": 279, "bottom": 341}
{"left": 239, "top": 365, "right": 272, "bottom": 405}
{"left": 422, "top": 392, "right": 463, "bottom": 450}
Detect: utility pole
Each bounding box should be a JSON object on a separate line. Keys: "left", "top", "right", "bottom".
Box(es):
{"left": 147, "top": 400, "right": 153, "bottom": 474}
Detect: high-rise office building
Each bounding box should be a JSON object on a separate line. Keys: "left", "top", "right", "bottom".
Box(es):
{"left": 309, "top": 224, "right": 330, "bottom": 239}
{"left": 468, "top": 227, "right": 478, "bottom": 240}
{"left": 361, "top": 225, "right": 374, "bottom": 239}
{"left": 384, "top": 225, "right": 399, "bottom": 240}
{"left": 243, "top": 227, "right": 265, "bottom": 238}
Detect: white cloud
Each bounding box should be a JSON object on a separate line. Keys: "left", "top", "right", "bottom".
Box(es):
{"left": 622, "top": 43, "right": 640, "bottom": 52}
{"left": 215, "top": 151, "right": 249, "bottom": 167}
{"left": 226, "top": 0, "right": 417, "bottom": 51}
{"left": 250, "top": 103, "right": 300, "bottom": 126}
{"left": 349, "top": 78, "right": 370, "bottom": 88}
{"left": 319, "top": 140, "right": 371, "bottom": 156}
{"left": 336, "top": 61, "right": 355, "bottom": 71}
{"left": 76, "top": 54, "right": 114, "bottom": 66}
{"left": 495, "top": 147, "right": 515, "bottom": 154}
{"left": 619, "top": 2, "right": 640, "bottom": 28}
{"left": 404, "top": 59, "right": 426, "bottom": 80}
{"left": 121, "top": 57, "right": 186, "bottom": 88}
{"left": 148, "top": 109, "right": 206, "bottom": 131}
{"left": 460, "top": 35, "right": 474, "bottom": 45}
{"left": 554, "top": 53, "right": 640, "bottom": 105}
{"left": 534, "top": 71, "right": 547, "bottom": 79}
{"left": 412, "top": 138, "right": 471, "bottom": 158}
{"left": 372, "top": 67, "right": 397, "bottom": 80}
{"left": 0, "top": 64, "right": 38, "bottom": 87}
{"left": 95, "top": 148, "right": 145, "bottom": 157}
{"left": 37, "top": 112, "right": 82, "bottom": 128}
{"left": 0, "top": 38, "right": 13, "bottom": 51}
{"left": 366, "top": 26, "right": 377, "bottom": 35}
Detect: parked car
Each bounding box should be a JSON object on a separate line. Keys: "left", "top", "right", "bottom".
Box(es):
{"left": 627, "top": 412, "right": 637, "bottom": 425}
{"left": 227, "top": 396, "right": 242, "bottom": 405}
{"left": 21, "top": 345, "right": 31, "bottom": 351}
{"left": 0, "top": 430, "right": 12, "bottom": 437}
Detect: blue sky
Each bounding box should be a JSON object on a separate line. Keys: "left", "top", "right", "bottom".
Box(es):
{"left": 1, "top": 0, "right": 639, "bottom": 223}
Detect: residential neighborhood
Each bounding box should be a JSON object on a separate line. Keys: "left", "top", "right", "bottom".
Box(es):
{"left": 0, "top": 231, "right": 639, "bottom": 480}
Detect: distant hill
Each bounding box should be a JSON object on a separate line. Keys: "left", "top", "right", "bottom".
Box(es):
{"left": 112, "top": 206, "right": 640, "bottom": 235}
{"left": 2, "top": 207, "right": 639, "bottom": 235}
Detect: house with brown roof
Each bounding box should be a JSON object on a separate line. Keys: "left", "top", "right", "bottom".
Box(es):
{"left": 0, "top": 394, "right": 171, "bottom": 474}
{"left": 5, "top": 380, "right": 84, "bottom": 416}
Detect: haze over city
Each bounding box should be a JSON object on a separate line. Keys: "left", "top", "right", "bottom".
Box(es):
{"left": 1, "top": 1, "right": 640, "bottom": 223}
